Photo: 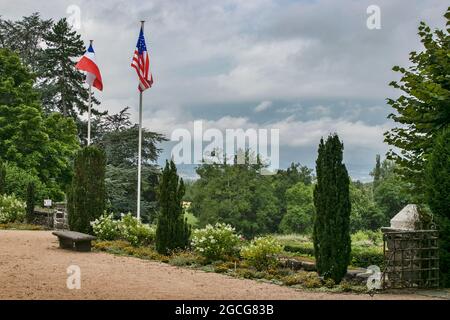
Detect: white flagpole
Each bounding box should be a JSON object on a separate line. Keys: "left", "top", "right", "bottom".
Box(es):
{"left": 137, "top": 21, "right": 145, "bottom": 221}
{"left": 87, "top": 39, "right": 93, "bottom": 146}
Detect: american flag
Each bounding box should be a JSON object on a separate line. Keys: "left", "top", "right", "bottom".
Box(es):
{"left": 131, "top": 27, "right": 153, "bottom": 92}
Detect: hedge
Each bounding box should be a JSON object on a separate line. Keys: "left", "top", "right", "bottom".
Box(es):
{"left": 283, "top": 243, "right": 384, "bottom": 268}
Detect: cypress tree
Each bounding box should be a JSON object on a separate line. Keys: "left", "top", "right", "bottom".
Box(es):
{"left": 156, "top": 160, "right": 191, "bottom": 255}
{"left": 313, "top": 134, "right": 351, "bottom": 283}
{"left": 0, "top": 160, "right": 6, "bottom": 195}
{"left": 26, "top": 181, "right": 35, "bottom": 223}
{"left": 68, "top": 146, "right": 106, "bottom": 234}
{"left": 372, "top": 154, "right": 382, "bottom": 190}
{"left": 425, "top": 128, "right": 450, "bottom": 287}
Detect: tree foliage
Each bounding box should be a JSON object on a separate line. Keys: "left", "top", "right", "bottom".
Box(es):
{"left": 96, "top": 107, "right": 166, "bottom": 221}
{"left": 350, "top": 181, "right": 384, "bottom": 232}
{"left": 39, "top": 18, "right": 99, "bottom": 120}
{"left": 156, "top": 160, "right": 190, "bottom": 254}
{"left": 68, "top": 146, "right": 106, "bottom": 234}
{"left": 385, "top": 8, "right": 450, "bottom": 198}
{"left": 313, "top": 134, "right": 351, "bottom": 283}
{"left": 0, "top": 12, "right": 52, "bottom": 73}
{"left": 190, "top": 151, "right": 283, "bottom": 238}
{"left": 425, "top": 127, "right": 450, "bottom": 287}
{"left": 0, "top": 48, "right": 78, "bottom": 199}
{"left": 279, "top": 182, "right": 315, "bottom": 234}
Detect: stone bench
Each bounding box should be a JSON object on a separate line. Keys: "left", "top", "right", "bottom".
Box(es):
{"left": 52, "top": 231, "right": 96, "bottom": 252}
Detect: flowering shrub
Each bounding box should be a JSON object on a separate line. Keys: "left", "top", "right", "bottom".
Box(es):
{"left": 240, "top": 236, "right": 283, "bottom": 271}
{"left": 91, "top": 213, "right": 156, "bottom": 246}
{"left": 90, "top": 213, "right": 120, "bottom": 241}
{"left": 118, "top": 213, "right": 156, "bottom": 247}
{"left": 191, "top": 223, "right": 241, "bottom": 261}
{"left": 0, "top": 194, "right": 26, "bottom": 223}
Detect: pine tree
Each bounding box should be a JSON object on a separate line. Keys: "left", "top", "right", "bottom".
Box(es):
{"left": 426, "top": 127, "right": 450, "bottom": 287}
{"left": 156, "top": 160, "right": 191, "bottom": 254}
{"left": 26, "top": 182, "right": 35, "bottom": 223}
{"left": 68, "top": 146, "right": 106, "bottom": 234}
{"left": 39, "top": 18, "right": 100, "bottom": 120}
{"left": 313, "top": 134, "right": 351, "bottom": 283}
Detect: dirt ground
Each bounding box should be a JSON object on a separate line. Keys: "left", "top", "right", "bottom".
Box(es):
{"left": 0, "top": 230, "right": 442, "bottom": 300}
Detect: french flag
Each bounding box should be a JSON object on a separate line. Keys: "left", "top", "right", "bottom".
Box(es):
{"left": 76, "top": 43, "right": 103, "bottom": 91}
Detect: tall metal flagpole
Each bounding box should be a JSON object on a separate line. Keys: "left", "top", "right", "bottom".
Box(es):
{"left": 87, "top": 39, "right": 93, "bottom": 146}
{"left": 137, "top": 21, "right": 145, "bottom": 221}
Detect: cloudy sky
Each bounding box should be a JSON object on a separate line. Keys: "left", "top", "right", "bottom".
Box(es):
{"left": 1, "top": 0, "right": 448, "bottom": 180}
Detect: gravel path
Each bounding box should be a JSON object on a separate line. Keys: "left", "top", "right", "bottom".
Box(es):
{"left": 0, "top": 230, "right": 440, "bottom": 300}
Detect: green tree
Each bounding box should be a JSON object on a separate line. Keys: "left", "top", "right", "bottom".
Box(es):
{"left": 384, "top": 8, "right": 450, "bottom": 198}
{"left": 373, "top": 159, "right": 412, "bottom": 220}
{"left": 371, "top": 154, "right": 382, "bottom": 190}
{"left": 191, "top": 150, "right": 280, "bottom": 238}
{"left": 68, "top": 146, "right": 106, "bottom": 234}
{"left": 96, "top": 107, "right": 165, "bottom": 221}
{"left": 156, "top": 160, "right": 190, "bottom": 254}
{"left": 313, "top": 134, "right": 351, "bottom": 283}
{"left": 279, "top": 182, "right": 314, "bottom": 234}
{"left": 3, "top": 162, "right": 46, "bottom": 201}
{"left": 39, "top": 18, "right": 99, "bottom": 121}
{"left": 272, "top": 162, "right": 313, "bottom": 228}
{"left": 350, "top": 181, "right": 385, "bottom": 232}
{"left": 0, "top": 13, "right": 52, "bottom": 74}
{"left": 0, "top": 48, "right": 79, "bottom": 199}
{"left": 425, "top": 128, "right": 450, "bottom": 287}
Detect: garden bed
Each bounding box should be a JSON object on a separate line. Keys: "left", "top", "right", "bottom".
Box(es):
{"left": 93, "top": 239, "right": 370, "bottom": 294}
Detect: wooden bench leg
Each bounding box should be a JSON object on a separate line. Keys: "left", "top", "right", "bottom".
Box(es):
{"left": 59, "top": 238, "right": 74, "bottom": 249}
{"left": 75, "top": 241, "right": 92, "bottom": 252}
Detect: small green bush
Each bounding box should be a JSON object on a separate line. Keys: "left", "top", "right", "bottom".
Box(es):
{"left": 0, "top": 194, "right": 26, "bottom": 223}
{"left": 283, "top": 242, "right": 315, "bottom": 256}
{"left": 339, "top": 280, "right": 353, "bottom": 292}
{"left": 91, "top": 213, "right": 156, "bottom": 246}
{"left": 283, "top": 239, "right": 384, "bottom": 269}
{"left": 118, "top": 213, "right": 156, "bottom": 247}
{"left": 241, "top": 236, "right": 283, "bottom": 271}
{"left": 351, "top": 245, "right": 384, "bottom": 268}
{"left": 324, "top": 278, "right": 335, "bottom": 288}
{"left": 169, "top": 251, "right": 204, "bottom": 267}
{"left": 281, "top": 271, "right": 321, "bottom": 288}
{"left": 191, "top": 223, "right": 241, "bottom": 261}
{"left": 91, "top": 213, "right": 120, "bottom": 241}
{"left": 93, "top": 240, "right": 130, "bottom": 251}
{"left": 351, "top": 230, "right": 383, "bottom": 247}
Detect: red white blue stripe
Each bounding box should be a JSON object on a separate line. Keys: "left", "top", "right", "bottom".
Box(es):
{"left": 76, "top": 44, "right": 103, "bottom": 91}
{"left": 131, "top": 27, "right": 153, "bottom": 92}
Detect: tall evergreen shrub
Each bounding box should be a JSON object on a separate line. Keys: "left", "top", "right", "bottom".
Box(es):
{"left": 156, "top": 160, "right": 190, "bottom": 254}
{"left": 68, "top": 146, "right": 106, "bottom": 233}
{"left": 313, "top": 134, "right": 351, "bottom": 283}
{"left": 26, "top": 181, "right": 35, "bottom": 223}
